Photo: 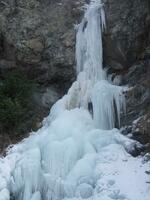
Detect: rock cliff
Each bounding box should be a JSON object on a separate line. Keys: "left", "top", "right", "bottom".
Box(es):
{"left": 0, "top": 0, "right": 87, "bottom": 108}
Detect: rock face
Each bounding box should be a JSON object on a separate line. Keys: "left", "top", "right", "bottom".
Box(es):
{"left": 0, "top": 0, "right": 85, "bottom": 103}
{"left": 103, "top": 0, "right": 150, "bottom": 70}
{"left": 102, "top": 0, "right": 150, "bottom": 147}
{"left": 0, "top": 0, "right": 150, "bottom": 149}
{"left": 0, "top": 0, "right": 86, "bottom": 150}
{"left": 121, "top": 49, "right": 150, "bottom": 146}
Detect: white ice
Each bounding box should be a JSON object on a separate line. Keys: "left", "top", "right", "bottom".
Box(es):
{"left": 0, "top": 0, "right": 150, "bottom": 200}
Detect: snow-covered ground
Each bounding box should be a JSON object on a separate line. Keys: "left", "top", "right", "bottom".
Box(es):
{"left": 0, "top": 109, "right": 150, "bottom": 200}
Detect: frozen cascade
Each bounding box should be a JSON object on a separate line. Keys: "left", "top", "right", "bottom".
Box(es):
{"left": 91, "top": 80, "right": 126, "bottom": 129}
{"left": 0, "top": 1, "right": 150, "bottom": 200}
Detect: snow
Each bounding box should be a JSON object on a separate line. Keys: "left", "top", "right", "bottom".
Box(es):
{"left": 95, "top": 146, "right": 150, "bottom": 200}
{"left": 0, "top": 189, "right": 9, "bottom": 200}
{"left": 0, "top": 0, "right": 150, "bottom": 200}
{"left": 0, "top": 109, "right": 150, "bottom": 200}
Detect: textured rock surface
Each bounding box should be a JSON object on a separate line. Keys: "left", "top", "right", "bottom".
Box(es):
{"left": 0, "top": 0, "right": 85, "bottom": 99}
{"left": 121, "top": 48, "right": 150, "bottom": 146}
{"left": 102, "top": 0, "right": 150, "bottom": 149}
{"left": 103, "top": 0, "right": 150, "bottom": 70}
{"left": 0, "top": 0, "right": 86, "bottom": 150}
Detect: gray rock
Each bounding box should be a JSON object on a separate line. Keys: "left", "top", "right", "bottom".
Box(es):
{"left": 0, "top": 0, "right": 86, "bottom": 136}
{"left": 33, "top": 86, "right": 60, "bottom": 109}
{"left": 0, "top": 0, "right": 86, "bottom": 84}
{"left": 103, "top": 0, "right": 150, "bottom": 70}
{"left": 120, "top": 57, "right": 150, "bottom": 147}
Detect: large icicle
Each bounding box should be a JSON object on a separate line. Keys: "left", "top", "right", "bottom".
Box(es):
{"left": 67, "top": 0, "right": 125, "bottom": 127}
{"left": 76, "top": 0, "right": 106, "bottom": 81}
{"left": 91, "top": 80, "right": 126, "bottom": 129}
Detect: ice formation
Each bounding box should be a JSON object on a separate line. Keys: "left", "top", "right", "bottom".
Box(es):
{"left": 0, "top": 1, "right": 150, "bottom": 200}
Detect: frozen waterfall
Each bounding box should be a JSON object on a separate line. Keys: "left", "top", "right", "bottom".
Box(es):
{"left": 0, "top": 1, "right": 150, "bottom": 200}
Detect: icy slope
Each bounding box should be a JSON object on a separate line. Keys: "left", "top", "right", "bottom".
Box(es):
{"left": 0, "top": 109, "right": 150, "bottom": 200}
